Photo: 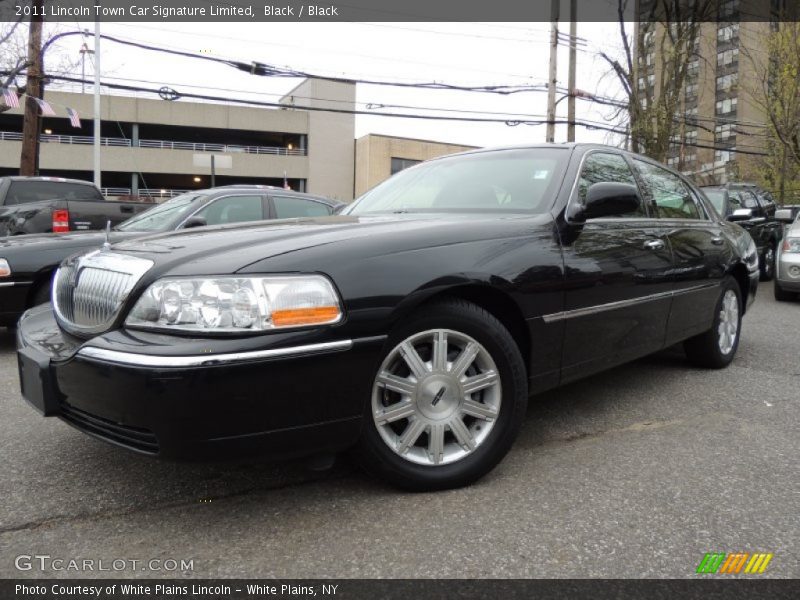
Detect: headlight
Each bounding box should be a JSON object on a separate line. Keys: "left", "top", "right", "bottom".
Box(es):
{"left": 782, "top": 237, "right": 800, "bottom": 254}
{"left": 0, "top": 258, "right": 10, "bottom": 277}
{"left": 125, "top": 275, "right": 343, "bottom": 332}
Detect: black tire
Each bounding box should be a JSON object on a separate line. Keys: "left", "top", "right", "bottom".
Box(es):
{"left": 774, "top": 279, "right": 794, "bottom": 302}
{"left": 684, "top": 277, "right": 742, "bottom": 369}
{"left": 355, "top": 299, "right": 528, "bottom": 491}
{"left": 759, "top": 243, "right": 776, "bottom": 281}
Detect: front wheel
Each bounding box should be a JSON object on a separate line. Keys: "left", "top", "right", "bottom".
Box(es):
{"left": 684, "top": 277, "right": 742, "bottom": 369}
{"left": 759, "top": 244, "right": 776, "bottom": 281}
{"left": 355, "top": 300, "right": 527, "bottom": 491}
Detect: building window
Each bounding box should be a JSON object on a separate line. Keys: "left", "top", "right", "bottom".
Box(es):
{"left": 685, "top": 83, "right": 698, "bottom": 100}
{"left": 715, "top": 97, "right": 738, "bottom": 115}
{"left": 390, "top": 157, "right": 421, "bottom": 175}
{"left": 718, "top": 0, "right": 739, "bottom": 20}
{"left": 687, "top": 58, "right": 700, "bottom": 77}
{"left": 717, "top": 48, "right": 739, "bottom": 67}
{"left": 715, "top": 149, "right": 734, "bottom": 163}
{"left": 717, "top": 23, "right": 739, "bottom": 42}
{"left": 716, "top": 73, "right": 738, "bottom": 92}
{"left": 685, "top": 129, "right": 698, "bottom": 144}
{"left": 715, "top": 123, "right": 735, "bottom": 141}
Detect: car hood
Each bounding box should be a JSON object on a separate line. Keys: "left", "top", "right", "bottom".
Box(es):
{"left": 112, "top": 213, "right": 547, "bottom": 277}
{"left": 0, "top": 230, "right": 143, "bottom": 254}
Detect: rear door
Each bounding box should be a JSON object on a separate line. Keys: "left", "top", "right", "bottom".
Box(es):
{"left": 559, "top": 151, "right": 675, "bottom": 382}
{"left": 632, "top": 159, "right": 727, "bottom": 345}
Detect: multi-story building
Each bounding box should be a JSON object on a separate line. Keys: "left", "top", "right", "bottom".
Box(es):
{"left": 635, "top": 0, "right": 774, "bottom": 184}
{"left": 354, "top": 134, "right": 478, "bottom": 197}
{"left": 0, "top": 78, "right": 357, "bottom": 201}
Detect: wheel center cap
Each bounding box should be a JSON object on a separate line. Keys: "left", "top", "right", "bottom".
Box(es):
{"left": 417, "top": 375, "right": 459, "bottom": 419}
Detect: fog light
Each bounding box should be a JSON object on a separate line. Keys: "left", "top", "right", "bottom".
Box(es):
{"left": 789, "top": 266, "right": 800, "bottom": 278}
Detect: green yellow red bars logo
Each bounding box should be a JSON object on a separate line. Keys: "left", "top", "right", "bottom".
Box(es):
{"left": 696, "top": 552, "right": 774, "bottom": 574}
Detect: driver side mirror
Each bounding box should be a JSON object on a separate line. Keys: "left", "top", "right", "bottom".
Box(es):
{"left": 727, "top": 208, "right": 754, "bottom": 222}
{"left": 181, "top": 216, "right": 208, "bottom": 229}
{"left": 775, "top": 208, "right": 795, "bottom": 223}
{"left": 568, "top": 182, "right": 642, "bottom": 223}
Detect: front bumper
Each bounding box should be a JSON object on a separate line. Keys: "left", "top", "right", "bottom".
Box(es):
{"left": 776, "top": 250, "right": 800, "bottom": 292}
{"left": 17, "top": 305, "right": 385, "bottom": 460}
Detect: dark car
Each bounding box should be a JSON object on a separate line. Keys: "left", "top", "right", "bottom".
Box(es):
{"left": 0, "top": 186, "right": 343, "bottom": 326}
{"left": 700, "top": 183, "right": 783, "bottom": 281}
{"left": 0, "top": 176, "right": 150, "bottom": 236}
{"left": 17, "top": 144, "right": 759, "bottom": 491}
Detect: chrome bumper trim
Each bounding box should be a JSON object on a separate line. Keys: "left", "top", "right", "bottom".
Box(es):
{"left": 0, "top": 281, "right": 31, "bottom": 288}
{"left": 76, "top": 339, "right": 354, "bottom": 368}
{"left": 542, "top": 282, "right": 719, "bottom": 324}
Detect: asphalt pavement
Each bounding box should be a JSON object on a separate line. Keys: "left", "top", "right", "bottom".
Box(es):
{"left": 0, "top": 291, "right": 798, "bottom": 579}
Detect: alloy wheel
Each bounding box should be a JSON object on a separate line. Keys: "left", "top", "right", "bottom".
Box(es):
{"left": 717, "top": 289, "right": 739, "bottom": 355}
{"left": 371, "top": 329, "right": 502, "bottom": 466}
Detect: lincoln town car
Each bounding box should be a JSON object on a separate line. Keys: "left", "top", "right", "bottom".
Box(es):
{"left": 17, "top": 144, "right": 759, "bottom": 490}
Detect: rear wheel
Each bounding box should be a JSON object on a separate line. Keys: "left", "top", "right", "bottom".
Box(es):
{"left": 774, "top": 279, "right": 795, "bottom": 302}
{"left": 684, "top": 277, "right": 742, "bottom": 369}
{"left": 355, "top": 300, "right": 527, "bottom": 491}
{"left": 759, "top": 243, "right": 776, "bottom": 281}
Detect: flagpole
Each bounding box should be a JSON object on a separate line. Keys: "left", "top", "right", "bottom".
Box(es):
{"left": 93, "top": 13, "right": 101, "bottom": 189}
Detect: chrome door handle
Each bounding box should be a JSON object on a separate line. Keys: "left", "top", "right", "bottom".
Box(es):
{"left": 643, "top": 239, "right": 665, "bottom": 250}
{"left": 711, "top": 237, "right": 724, "bottom": 245}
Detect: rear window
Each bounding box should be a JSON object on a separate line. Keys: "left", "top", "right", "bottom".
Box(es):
{"left": 5, "top": 181, "right": 103, "bottom": 205}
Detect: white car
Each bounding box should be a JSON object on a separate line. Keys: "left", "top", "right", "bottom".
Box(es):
{"left": 775, "top": 209, "right": 800, "bottom": 301}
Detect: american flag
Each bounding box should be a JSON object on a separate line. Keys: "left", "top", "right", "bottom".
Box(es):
{"left": 66, "top": 107, "right": 81, "bottom": 128}
{"left": 33, "top": 97, "right": 56, "bottom": 116}
{"left": 1, "top": 87, "right": 19, "bottom": 108}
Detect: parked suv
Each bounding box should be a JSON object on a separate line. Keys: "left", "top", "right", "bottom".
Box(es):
{"left": 700, "top": 183, "right": 783, "bottom": 280}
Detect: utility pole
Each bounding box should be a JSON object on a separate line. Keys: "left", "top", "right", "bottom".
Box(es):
{"left": 19, "top": 0, "right": 44, "bottom": 176}
{"left": 567, "top": 0, "right": 577, "bottom": 142}
{"left": 93, "top": 15, "right": 101, "bottom": 189}
{"left": 545, "top": 0, "right": 560, "bottom": 143}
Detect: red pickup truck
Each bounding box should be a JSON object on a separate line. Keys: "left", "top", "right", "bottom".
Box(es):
{"left": 0, "top": 176, "right": 150, "bottom": 236}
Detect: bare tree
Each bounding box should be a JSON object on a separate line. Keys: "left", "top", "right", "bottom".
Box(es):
{"left": 598, "top": 0, "right": 715, "bottom": 162}
{"left": 743, "top": 23, "right": 800, "bottom": 204}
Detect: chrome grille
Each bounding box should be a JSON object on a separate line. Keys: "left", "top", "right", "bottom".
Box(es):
{"left": 53, "top": 250, "right": 154, "bottom": 336}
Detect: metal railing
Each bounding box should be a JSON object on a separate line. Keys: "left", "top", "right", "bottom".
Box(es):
{"left": 0, "top": 130, "right": 306, "bottom": 156}
{"left": 102, "top": 188, "right": 188, "bottom": 200}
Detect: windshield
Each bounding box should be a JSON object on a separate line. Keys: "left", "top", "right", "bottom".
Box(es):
{"left": 346, "top": 148, "right": 568, "bottom": 215}
{"left": 116, "top": 194, "right": 201, "bottom": 232}
{"left": 703, "top": 189, "right": 725, "bottom": 213}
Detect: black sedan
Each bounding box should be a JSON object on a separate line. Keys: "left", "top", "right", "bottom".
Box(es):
{"left": 17, "top": 144, "right": 759, "bottom": 491}
{"left": 0, "top": 186, "right": 343, "bottom": 326}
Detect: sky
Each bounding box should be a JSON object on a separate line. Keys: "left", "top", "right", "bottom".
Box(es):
{"left": 41, "top": 21, "right": 629, "bottom": 149}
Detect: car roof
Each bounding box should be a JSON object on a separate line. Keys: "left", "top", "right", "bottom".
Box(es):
{"left": 194, "top": 186, "right": 343, "bottom": 206}
{"left": 0, "top": 176, "right": 98, "bottom": 186}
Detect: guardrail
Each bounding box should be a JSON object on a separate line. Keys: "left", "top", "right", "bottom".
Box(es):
{"left": 103, "top": 188, "right": 188, "bottom": 200}
{"left": 0, "top": 131, "right": 306, "bottom": 156}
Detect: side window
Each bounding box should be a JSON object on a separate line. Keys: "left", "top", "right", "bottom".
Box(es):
{"left": 634, "top": 160, "right": 703, "bottom": 220}
{"left": 738, "top": 191, "right": 759, "bottom": 209}
{"left": 195, "top": 195, "right": 263, "bottom": 226}
{"left": 273, "top": 196, "right": 332, "bottom": 218}
{"left": 577, "top": 152, "right": 645, "bottom": 217}
{"left": 728, "top": 191, "right": 744, "bottom": 210}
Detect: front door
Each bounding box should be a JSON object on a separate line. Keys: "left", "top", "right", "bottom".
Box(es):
{"left": 559, "top": 151, "right": 674, "bottom": 382}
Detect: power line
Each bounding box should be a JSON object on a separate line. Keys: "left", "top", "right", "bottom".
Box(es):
{"left": 28, "top": 72, "right": 770, "bottom": 157}
{"left": 44, "top": 31, "right": 549, "bottom": 95}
